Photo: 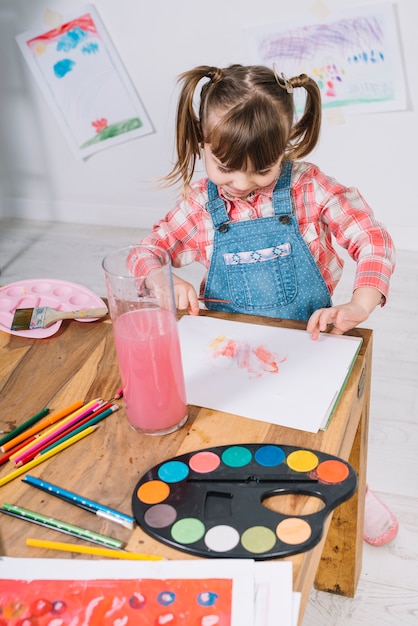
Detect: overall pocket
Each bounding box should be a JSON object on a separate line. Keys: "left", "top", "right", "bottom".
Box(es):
{"left": 223, "top": 243, "right": 297, "bottom": 311}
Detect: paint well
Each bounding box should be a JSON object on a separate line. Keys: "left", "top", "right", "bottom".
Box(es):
{"left": 240, "top": 525, "right": 277, "bottom": 554}
{"left": 204, "top": 525, "right": 240, "bottom": 552}
{"left": 158, "top": 460, "right": 189, "bottom": 483}
{"left": 316, "top": 459, "right": 349, "bottom": 483}
{"left": 189, "top": 451, "right": 221, "bottom": 473}
{"left": 137, "top": 480, "right": 170, "bottom": 504}
{"left": 171, "top": 518, "right": 206, "bottom": 544}
{"left": 221, "top": 446, "right": 252, "bottom": 468}
{"left": 286, "top": 449, "right": 319, "bottom": 472}
{"left": 276, "top": 517, "right": 312, "bottom": 545}
{"left": 144, "top": 503, "right": 177, "bottom": 528}
{"left": 254, "top": 444, "right": 286, "bottom": 467}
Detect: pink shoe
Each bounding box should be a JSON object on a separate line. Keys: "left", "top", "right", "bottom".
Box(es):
{"left": 363, "top": 488, "right": 398, "bottom": 546}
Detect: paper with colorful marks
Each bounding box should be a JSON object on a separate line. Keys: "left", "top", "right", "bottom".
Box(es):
{"left": 246, "top": 2, "right": 406, "bottom": 114}
{"left": 178, "top": 315, "right": 362, "bottom": 432}
{"left": 0, "top": 557, "right": 296, "bottom": 626}
{"left": 16, "top": 4, "right": 153, "bottom": 159}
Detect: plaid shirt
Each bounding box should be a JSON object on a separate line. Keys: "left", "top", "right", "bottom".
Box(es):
{"left": 141, "top": 161, "right": 395, "bottom": 300}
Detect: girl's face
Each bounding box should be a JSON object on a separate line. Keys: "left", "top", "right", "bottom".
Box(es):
{"left": 203, "top": 143, "right": 282, "bottom": 200}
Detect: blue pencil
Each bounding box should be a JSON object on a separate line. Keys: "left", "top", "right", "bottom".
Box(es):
{"left": 22, "top": 474, "right": 135, "bottom": 529}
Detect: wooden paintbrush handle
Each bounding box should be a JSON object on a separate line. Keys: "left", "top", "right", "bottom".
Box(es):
{"left": 58, "top": 307, "right": 108, "bottom": 321}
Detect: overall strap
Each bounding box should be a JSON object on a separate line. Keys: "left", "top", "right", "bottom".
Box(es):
{"left": 272, "top": 161, "right": 293, "bottom": 217}
{"left": 206, "top": 180, "right": 230, "bottom": 232}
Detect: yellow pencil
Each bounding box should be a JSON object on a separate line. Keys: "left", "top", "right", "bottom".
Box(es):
{"left": 9, "top": 399, "right": 100, "bottom": 462}
{"left": 26, "top": 538, "right": 164, "bottom": 560}
{"left": 0, "top": 426, "right": 97, "bottom": 487}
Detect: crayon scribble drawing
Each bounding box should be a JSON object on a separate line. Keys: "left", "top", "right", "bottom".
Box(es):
{"left": 246, "top": 3, "right": 406, "bottom": 113}
{"left": 0, "top": 577, "right": 233, "bottom": 625}
{"left": 16, "top": 4, "right": 153, "bottom": 159}
{"left": 209, "top": 334, "right": 287, "bottom": 379}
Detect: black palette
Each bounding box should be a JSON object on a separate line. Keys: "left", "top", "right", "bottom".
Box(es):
{"left": 132, "top": 443, "right": 357, "bottom": 560}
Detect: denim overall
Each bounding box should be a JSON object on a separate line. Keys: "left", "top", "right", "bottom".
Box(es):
{"left": 203, "top": 161, "right": 332, "bottom": 321}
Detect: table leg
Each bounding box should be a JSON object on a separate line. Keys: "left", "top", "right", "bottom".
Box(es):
{"left": 314, "top": 394, "right": 369, "bottom": 596}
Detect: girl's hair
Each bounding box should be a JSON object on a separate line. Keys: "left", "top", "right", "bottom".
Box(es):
{"left": 165, "top": 64, "right": 322, "bottom": 188}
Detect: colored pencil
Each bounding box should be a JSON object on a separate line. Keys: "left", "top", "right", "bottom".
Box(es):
{"left": 16, "top": 402, "right": 115, "bottom": 465}
{"left": 0, "top": 426, "right": 97, "bottom": 487}
{"left": 0, "top": 503, "right": 124, "bottom": 549}
{"left": 0, "top": 408, "right": 50, "bottom": 448}
{"left": 12, "top": 399, "right": 102, "bottom": 465}
{"left": 23, "top": 474, "right": 135, "bottom": 529}
{"left": 1, "top": 400, "right": 83, "bottom": 453}
{"left": 0, "top": 436, "right": 37, "bottom": 467}
{"left": 38, "top": 405, "right": 118, "bottom": 457}
{"left": 9, "top": 399, "right": 100, "bottom": 462}
{"left": 114, "top": 387, "right": 123, "bottom": 400}
{"left": 26, "top": 538, "right": 163, "bottom": 560}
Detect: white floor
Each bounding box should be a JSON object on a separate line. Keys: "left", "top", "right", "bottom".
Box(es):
{"left": 1, "top": 218, "right": 417, "bottom": 625}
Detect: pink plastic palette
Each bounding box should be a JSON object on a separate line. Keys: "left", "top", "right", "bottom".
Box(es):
{"left": 132, "top": 443, "right": 357, "bottom": 560}
{"left": 0, "top": 279, "right": 107, "bottom": 338}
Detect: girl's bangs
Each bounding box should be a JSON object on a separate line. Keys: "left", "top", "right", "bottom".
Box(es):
{"left": 205, "top": 106, "right": 287, "bottom": 171}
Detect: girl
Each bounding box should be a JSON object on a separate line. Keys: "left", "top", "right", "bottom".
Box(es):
{"left": 138, "top": 64, "right": 398, "bottom": 544}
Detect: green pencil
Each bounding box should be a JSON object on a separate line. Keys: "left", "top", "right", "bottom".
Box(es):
{"left": 0, "top": 408, "right": 50, "bottom": 447}
{"left": 0, "top": 503, "right": 124, "bottom": 549}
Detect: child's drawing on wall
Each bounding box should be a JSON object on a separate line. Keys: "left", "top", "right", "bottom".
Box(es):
{"left": 16, "top": 4, "right": 153, "bottom": 159}
{"left": 246, "top": 2, "right": 406, "bottom": 114}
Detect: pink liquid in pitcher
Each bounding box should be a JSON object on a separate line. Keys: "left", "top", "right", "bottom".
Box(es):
{"left": 113, "top": 309, "right": 187, "bottom": 435}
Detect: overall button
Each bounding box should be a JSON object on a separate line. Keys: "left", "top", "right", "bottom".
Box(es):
{"left": 218, "top": 223, "right": 229, "bottom": 233}
{"left": 279, "top": 215, "right": 291, "bottom": 225}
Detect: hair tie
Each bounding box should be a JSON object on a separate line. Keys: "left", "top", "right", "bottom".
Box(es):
{"left": 273, "top": 64, "right": 293, "bottom": 94}
{"left": 206, "top": 67, "right": 223, "bottom": 84}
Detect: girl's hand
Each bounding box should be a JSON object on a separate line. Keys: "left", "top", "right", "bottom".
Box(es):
{"left": 172, "top": 274, "right": 200, "bottom": 315}
{"left": 306, "top": 287, "right": 383, "bottom": 340}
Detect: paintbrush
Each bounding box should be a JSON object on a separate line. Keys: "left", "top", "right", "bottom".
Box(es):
{"left": 11, "top": 306, "right": 108, "bottom": 330}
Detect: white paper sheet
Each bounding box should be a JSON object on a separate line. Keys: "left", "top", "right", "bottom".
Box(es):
{"left": 254, "top": 561, "right": 294, "bottom": 626}
{"left": 178, "top": 316, "right": 362, "bottom": 433}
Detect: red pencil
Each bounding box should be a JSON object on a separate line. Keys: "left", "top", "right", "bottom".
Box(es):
{"left": 0, "top": 436, "right": 37, "bottom": 466}
{"left": 198, "top": 297, "right": 231, "bottom": 303}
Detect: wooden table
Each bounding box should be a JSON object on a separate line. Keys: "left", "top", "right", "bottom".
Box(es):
{"left": 0, "top": 311, "right": 372, "bottom": 624}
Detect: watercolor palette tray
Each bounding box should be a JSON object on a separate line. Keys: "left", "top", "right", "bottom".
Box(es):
{"left": 0, "top": 279, "right": 107, "bottom": 338}
{"left": 132, "top": 443, "right": 357, "bottom": 560}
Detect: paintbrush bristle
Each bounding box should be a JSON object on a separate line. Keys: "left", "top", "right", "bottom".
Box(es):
{"left": 10, "top": 308, "right": 36, "bottom": 331}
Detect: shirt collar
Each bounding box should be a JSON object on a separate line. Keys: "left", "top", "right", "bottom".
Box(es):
{"left": 218, "top": 179, "right": 276, "bottom": 204}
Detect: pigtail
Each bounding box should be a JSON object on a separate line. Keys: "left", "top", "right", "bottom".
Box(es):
{"left": 285, "top": 74, "right": 322, "bottom": 160}
{"left": 165, "top": 66, "right": 222, "bottom": 188}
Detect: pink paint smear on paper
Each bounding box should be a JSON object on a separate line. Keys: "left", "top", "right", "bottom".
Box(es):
{"left": 209, "top": 335, "right": 286, "bottom": 378}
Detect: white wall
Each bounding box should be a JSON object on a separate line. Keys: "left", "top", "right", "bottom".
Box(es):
{"left": 0, "top": 0, "right": 416, "bottom": 251}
